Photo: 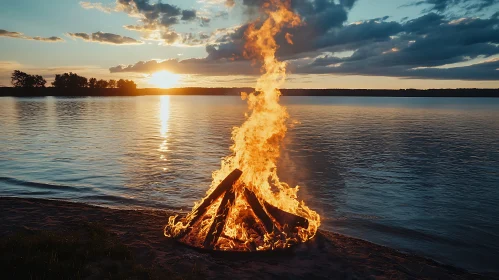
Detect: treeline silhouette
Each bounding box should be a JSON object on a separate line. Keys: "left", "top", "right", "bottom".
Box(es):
{"left": 11, "top": 70, "right": 46, "bottom": 88}
{"left": 1, "top": 86, "right": 498, "bottom": 97}
{"left": 9, "top": 70, "right": 136, "bottom": 90}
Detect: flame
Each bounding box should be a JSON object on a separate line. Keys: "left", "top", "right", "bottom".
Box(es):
{"left": 165, "top": 0, "right": 320, "bottom": 251}
{"left": 285, "top": 33, "right": 294, "bottom": 45}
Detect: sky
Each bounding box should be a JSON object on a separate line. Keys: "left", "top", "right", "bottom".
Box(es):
{"left": 0, "top": 0, "right": 498, "bottom": 89}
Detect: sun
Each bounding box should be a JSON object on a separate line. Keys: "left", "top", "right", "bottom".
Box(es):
{"left": 148, "top": 71, "right": 181, "bottom": 88}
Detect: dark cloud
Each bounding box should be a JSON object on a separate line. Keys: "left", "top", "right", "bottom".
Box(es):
{"left": 32, "top": 36, "right": 64, "bottom": 42}
{"left": 109, "top": 58, "right": 257, "bottom": 75}
{"left": 161, "top": 16, "right": 179, "bottom": 27}
{"left": 92, "top": 32, "right": 143, "bottom": 44}
{"left": 181, "top": 10, "right": 197, "bottom": 21}
{"left": 312, "top": 19, "right": 403, "bottom": 54}
{"left": 0, "top": 29, "right": 64, "bottom": 42}
{"left": 404, "top": 59, "right": 499, "bottom": 80}
{"left": 110, "top": 10, "right": 499, "bottom": 81}
{"left": 295, "top": 14, "right": 499, "bottom": 80}
{"left": 298, "top": 57, "right": 499, "bottom": 81}
{"left": 114, "top": 0, "right": 211, "bottom": 44}
{"left": 204, "top": 0, "right": 359, "bottom": 61}
{"left": 411, "top": 0, "right": 499, "bottom": 12}
{"left": 118, "top": 0, "right": 181, "bottom": 23}
{"left": 117, "top": 0, "right": 209, "bottom": 32}
{"left": 68, "top": 32, "right": 143, "bottom": 45}
{"left": 68, "top": 32, "right": 91, "bottom": 40}
{"left": 0, "top": 29, "right": 22, "bottom": 37}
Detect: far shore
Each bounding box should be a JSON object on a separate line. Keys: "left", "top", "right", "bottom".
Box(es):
{"left": 1, "top": 87, "right": 498, "bottom": 98}
{"left": 0, "top": 196, "right": 493, "bottom": 279}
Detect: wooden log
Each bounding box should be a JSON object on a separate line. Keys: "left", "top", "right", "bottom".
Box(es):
{"left": 263, "top": 201, "right": 309, "bottom": 229}
{"left": 243, "top": 188, "right": 276, "bottom": 234}
{"left": 175, "top": 169, "right": 242, "bottom": 238}
{"left": 203, "top": 186, "right": 236, "bottom": 249}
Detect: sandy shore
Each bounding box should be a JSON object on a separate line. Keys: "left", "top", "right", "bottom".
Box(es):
{"left": 0, "top": 197, "right": 492, "bottom": 280}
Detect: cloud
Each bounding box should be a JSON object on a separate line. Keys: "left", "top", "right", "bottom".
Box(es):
{"left": 161, "top": 16, "right": 179, "bottom": 27}
{"left": 67, "top": 31, "right": 143, "bottom": 45}
{"left": 80, "top": 1, "right": 211, "bottom": 45}
{"left": 294, "top": 13, "right": 499, "bottom": 80}
{"left": 109, "top": 58, "right": 258, "bottom": 76}
{"left": 161, "top": 30, "right": 221, "bottom": 46}
{"left": 161, "top": 31, "right": 180, "bottom": 44}
{"left": 202, "top": 0, "right": 359, "bottom": 61}
{"left": 181, "top": 10, "right": 197, "bottom": 21}
{"left": 68, "top": 32, "right": 91, "bottom": 40}
{"left": 109, "top": 10, "right": 499, "bottom": 81}
{"left": 410, "top": 0, "right": 499, "bottom": 13}
{"left": 116, "top": 0, "right": 204, "bottom": 29}
{"left": 123, "top": 23, "right": 157, "bottom": 32}
{"left": 117, "top": 0, "right": 182, "bottom": 25}
{"left": 32, "top": 36, "right": 65, "bottom": 42}
{"left": 79, "top": 1, "right": 114, "bottom": 13}
{"left": 200, "top": 17, "right": 211, "bottom": 27}
{"left": 0, "top": 29, "right": 64, "bottom": 42}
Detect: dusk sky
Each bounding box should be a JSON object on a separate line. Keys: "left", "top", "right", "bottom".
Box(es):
{"left": 1, "top": 0, "right": 498, "bottom": 89}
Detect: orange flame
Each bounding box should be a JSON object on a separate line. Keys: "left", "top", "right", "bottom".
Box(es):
{"left": 285, "top": 33, "right": 294, "bottom": 45}
{"left": 165, "top": 0, "right": 320, "bottom": 251}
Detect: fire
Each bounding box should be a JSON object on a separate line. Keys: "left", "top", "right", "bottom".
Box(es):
{"left": 164, "top": 0, "right": 320, "bottom": 251}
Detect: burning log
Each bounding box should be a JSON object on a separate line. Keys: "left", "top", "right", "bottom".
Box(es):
{"left": 167, "top": 169, "right": 316, "bottom": 251}
{"left": 263, "top": 202, "right": 309, "bottom": 230}
{"left": 243, "top": 188, "right": 277, "bottom": 234}
{"left": 203, "top": 186, "right": 236, "bottom": 249}
{"left": 175, "top": 169, "right": 242, "bottom": 239}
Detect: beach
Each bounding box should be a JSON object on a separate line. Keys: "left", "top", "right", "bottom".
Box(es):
{"left": 0, "top": 197, "right": 490, "bottom": 280}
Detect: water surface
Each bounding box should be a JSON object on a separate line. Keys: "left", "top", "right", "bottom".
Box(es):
{"left": 1, "top": 95, "right": 498, "bottom": 273}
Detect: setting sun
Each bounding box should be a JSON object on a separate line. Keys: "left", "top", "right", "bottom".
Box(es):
{"left": 148, "top": 71, "right": 180, "bottom": 88}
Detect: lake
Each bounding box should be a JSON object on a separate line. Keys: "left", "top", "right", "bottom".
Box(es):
{"left": 1, "top": 95, "right": 498, "bottom": 273}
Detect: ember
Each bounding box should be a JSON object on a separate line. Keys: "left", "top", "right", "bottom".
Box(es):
{"left": 164, "top": 0, "right": 320, "bottom": 251}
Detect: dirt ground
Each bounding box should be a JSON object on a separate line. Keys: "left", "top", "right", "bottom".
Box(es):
{"left": 0, "top": 197, "right": 493, "bottom": 280}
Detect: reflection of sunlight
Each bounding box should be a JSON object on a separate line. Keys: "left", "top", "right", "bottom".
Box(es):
{"left": 160, "top": 96, "right": 170, "bottom": 137}
{"left": 159, "top": 96, "right": 170, "bottom": 168}
{"left": 149, "top": 71, "right": 181, "bottom": 88}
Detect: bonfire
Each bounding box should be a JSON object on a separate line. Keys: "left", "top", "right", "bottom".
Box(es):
{"left": 164, "top": 0, "right": 320, "bottom": 251}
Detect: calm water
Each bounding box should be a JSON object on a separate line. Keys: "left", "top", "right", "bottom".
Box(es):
{"left": 1, "top": 96, "right": 499, "bottom": 273}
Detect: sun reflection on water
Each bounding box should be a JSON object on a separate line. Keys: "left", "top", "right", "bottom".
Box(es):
{"left": 159, "top": 96, "right": 170, "bottom": 169}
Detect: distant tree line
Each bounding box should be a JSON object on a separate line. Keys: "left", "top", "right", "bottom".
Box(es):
{"left": 10, "top": 70, "right": 47, "bottom": 88}
{"left": 10, "top": 70, "right": 136, "bottom": 90}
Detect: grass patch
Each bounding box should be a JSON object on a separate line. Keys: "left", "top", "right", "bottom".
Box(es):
{"left": 0, "top": 223, "right": 158, "bottom": 280}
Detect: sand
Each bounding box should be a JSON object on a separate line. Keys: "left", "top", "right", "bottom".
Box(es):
{"left": 0, "top": 197, "right": 492, "bottom": 280}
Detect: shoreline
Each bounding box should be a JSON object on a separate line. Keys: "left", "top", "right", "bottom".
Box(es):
{"left": 1, "top": 87, "right": 499, "bottom": 97}
{"left": 0, "top": 196, "right": 492, "bottom": 279}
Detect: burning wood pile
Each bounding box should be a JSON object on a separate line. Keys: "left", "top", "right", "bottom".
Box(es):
{"left": 165, "top": 169, "right": 314, "bottom": 251}
{"left": 164, "top": 0, "right": 320, "bottom": 251}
